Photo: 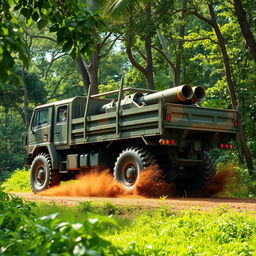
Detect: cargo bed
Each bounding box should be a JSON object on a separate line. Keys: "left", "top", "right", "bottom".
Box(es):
{"left": 70, "top": 102, "right": 238, "bottom": 145}
{"left": 164, "top": 103, "right": 238, "bottom": 133}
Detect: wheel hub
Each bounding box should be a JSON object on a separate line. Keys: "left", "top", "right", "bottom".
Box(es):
{"left": 125, "top": 165, "right": 137, "bottom": 183}
{"left": 37, "top": 168, "right": 46, "bottom": 185}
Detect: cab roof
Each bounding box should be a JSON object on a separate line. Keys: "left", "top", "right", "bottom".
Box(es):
{"left": 35, "top": 96, "right": 86, "bottom": 110}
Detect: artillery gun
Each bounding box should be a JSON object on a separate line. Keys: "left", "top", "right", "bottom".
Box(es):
{"left": 23, "top": 84, "right": 238, "bottom": 194}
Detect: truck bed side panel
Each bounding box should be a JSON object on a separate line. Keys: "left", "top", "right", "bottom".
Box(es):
{"left": 165, "top": 104, "right": 238, "bottom": 133}
{"left": 71, "top": 104, "right": 160, "bottom": 144}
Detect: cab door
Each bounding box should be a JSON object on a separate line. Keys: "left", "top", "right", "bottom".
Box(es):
{"left": 28, "top": 107, "right": 52, "bottom": 145}
{"left": 54, "top": 105, "right": 68, "bottom": 145}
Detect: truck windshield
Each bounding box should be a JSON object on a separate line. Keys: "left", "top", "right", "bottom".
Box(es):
{"left": 33, "top": 108, "right": 48, "bottom": 127}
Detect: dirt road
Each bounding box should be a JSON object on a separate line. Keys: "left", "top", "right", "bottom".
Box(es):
{"left": 14, "top": 193, "right": 256, "bottom": 213}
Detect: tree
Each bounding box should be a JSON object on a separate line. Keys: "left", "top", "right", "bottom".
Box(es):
{"left": 189, "top": 0, "right": 254, "bottom": 173}
{"left": 0, "top": 0, "right": 105, "bottom": 86}
{"left": 106, "top": 0, "right": 156, "bottom": 90}
{"left": 233, "top": 0, "right": 256, "bottom": 63}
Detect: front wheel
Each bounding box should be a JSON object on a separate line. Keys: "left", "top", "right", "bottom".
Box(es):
{"left": 30, "top": 153, "right": 60, "bottom": 193}
{"left": 114, "top": 147, "right": 156, "bottom": 189}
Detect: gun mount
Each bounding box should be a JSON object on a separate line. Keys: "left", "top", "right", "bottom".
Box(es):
{"left": 99, "top": 84, "right": 205, "bottom": 114}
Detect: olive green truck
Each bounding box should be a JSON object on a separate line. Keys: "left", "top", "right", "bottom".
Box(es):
{"left": 23, "top": 85, "right": 238, "bottom": 193}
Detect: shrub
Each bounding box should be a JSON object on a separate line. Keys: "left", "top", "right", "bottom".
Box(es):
{"left": 2, "top": 168, "right": 30, "bottom": 192}
{"left": 0, "top": 188, "right": 127, "bottom": 255}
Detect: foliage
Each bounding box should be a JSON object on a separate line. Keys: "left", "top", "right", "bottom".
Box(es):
{"left": 0, "top": 110, "right": 25, "bottom": 173}
{"left": 0, "top": 189, "right": 127, "bottom": 256}
{"left": 109, "top": 209, "right": 256, "bottom": 255}
{"left": 236, "top": 164, "right": 256, "bottom": 198}
{"left": 0, "top": 0, "right": 256, "bottom": 179}
{"left": 0, "top": 0, "right": 105, "bottom": 85}
{"left": 1, "top": 168, "right": 30, "bottom": 192}
{"left": 0, "top": 188, "right": 35, "bottom": 232}
{"left": 32, "top": 200, "right": 256, "bottom": 256}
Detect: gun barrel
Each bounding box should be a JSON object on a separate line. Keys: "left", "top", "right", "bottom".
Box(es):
{"left": 137, "top": 85, "right": 193, "bottom": 105}
{"left": 191, "top": 86, "right": 206, "bottom": 103}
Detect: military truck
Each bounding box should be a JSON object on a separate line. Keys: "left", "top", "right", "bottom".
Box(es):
{"left": 23, "top": 84, "right": 238, "bottom": 193}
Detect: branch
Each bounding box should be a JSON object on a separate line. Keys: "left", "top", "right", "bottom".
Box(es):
{"left": 28, "top": 34, "right": 57, "bottom": 43}
{"left": 45, "top": 53, "right": 68, "bottom": 78}
{"left": 136, "top": 47, "right": 147, "bottom": 61}
{"left": 152, "top": 45, "right": 175, "bottom": 70}
{"left": 100, "top": 36, "right": 121, "bottom": 58}
{"left": 181, "top": 37, "right": 218, "bottom": 44}
{"left": 99, "top": 32, "right": 113, "bottom": 50}
{"left": 126, "top": 37, "right": 146, "bottom": 76}
{"left": 14, "top": 105, "right": 25, "bottom": 122}
{"left": 192, "top": 7, "right": 212, "bottom": 25}
{"left": 47, "top": 73, "right": 72, "bottom": 100}
{"left": 47, "top": 86, "right": 81, "bottom": 101}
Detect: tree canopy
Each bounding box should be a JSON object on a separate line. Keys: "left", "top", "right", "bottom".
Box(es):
{"left": 0, "top": 0, "right": 255, "bottom": 173}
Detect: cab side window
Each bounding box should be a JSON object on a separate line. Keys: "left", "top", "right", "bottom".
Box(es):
{"left": 57, "top": 106, "right": 68, "bottom": 123}
{"left": 33, "top": 109, "right": 48, "bottom": 127}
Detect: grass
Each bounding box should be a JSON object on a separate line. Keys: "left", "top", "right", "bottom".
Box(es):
{"left": 108, "top": 209, "right": 256, "bottom": 255}
{"left": 32, "top": 201, "right": 256, "bottom": 255}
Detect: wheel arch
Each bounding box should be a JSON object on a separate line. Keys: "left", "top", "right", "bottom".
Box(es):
{"left": 31, "top": 143, "right": 60, "bottom": 169}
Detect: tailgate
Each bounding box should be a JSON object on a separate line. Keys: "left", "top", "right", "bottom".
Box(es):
{"left": 164, "top": 103, "right": 238, "bottom": 133}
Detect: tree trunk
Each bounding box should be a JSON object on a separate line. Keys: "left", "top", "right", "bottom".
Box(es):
{"left": 126, "top": 16, "right": 153, "bottom": 90}
{"left": 175, "top": 0, "right": 187, "bottom": 87}
{"left": 21, "top": 67, "right": 29, "bottom": 127}
{"left": 145, "top": 34, "right": 154, "bottom": 90}
{"left": 87, "top": 48, "right": 100, "bottom": 95}
{"left": 233, "top": 0, "right": 256, "bottom": 63}
{"left": 208, "top": 5, "right": 237, "bottom": 109}
{"left": 207, "top": 3, "right": 254, "bottom": 173}
{"left": 144, "top": 4, "right": 154, "bottom": 90}
{"left": 157, "top": 30, "right": 176, "bottom": 86}
{"left": 76, "top": 55, "right": 91, "bottom": 94}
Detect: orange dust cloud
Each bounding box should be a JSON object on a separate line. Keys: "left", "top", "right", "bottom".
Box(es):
{"left": 39, "top": 164, "right": 239, "bottom": 198}
{"left": 39, "top": 166, "right": 175, "bottom": 198}
{"left": 39, "top": 169, "right": 127, "bottom": 197}
{"left": 193, "top": 165, "right": 240, "bottom": 197}
{"left": 135, "top": 166, "right": 176, "bottom": 197}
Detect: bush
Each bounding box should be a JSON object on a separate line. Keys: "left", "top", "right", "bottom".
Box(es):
{"left": 2, "top": 168, "right": 30, "bottom": 192}
{"left": 0, "top": 188, "right": 127, "bottom": 255}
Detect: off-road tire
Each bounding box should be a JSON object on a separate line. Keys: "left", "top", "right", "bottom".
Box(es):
{"left": 30, "top": 153, "right": 60, "bottom": 193}
{"left": 114, "top": 147, "right": 156, "bottom": 189}
{"left": 175, "top": 152, "right": 216, "bottom": 193}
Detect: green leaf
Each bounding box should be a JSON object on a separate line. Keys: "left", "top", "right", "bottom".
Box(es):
{"left": 20, "top": 7, "right": 32, "bottom": 18}
{"left": 25, "top": 17, "right": 33, "bottom": 26}
{"left": 69, "top": 46, "right": 78, "bottom": 59}
{"left": 62, "top": 41, "right": 73, "bottom": 52}
{"left": 32, "top": 12, "right": 39, "bottom": 22}
{"left": 0, "top": 214, "right": 5, "bottom": 226}
{"left": 37, "top": 18, "right": 48, "bottom": 30}
{"left": 85, "top": 16, "right": 95, "bottom": 28}
{"left": 13, "top": 3, "right": 22, "bottom": 11}
{"left": 68, "top": 21, "right": 78, "bottom": 28}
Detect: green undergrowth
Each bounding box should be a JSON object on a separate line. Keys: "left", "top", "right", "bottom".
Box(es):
{"left": 1, "top": 189, "right": 256, "bottom": 255}
{"left": 1, "top": 168, "right": 30, "bottom": 192}
{"left": 108, "top": 207, "right": 256, "bottom": 255}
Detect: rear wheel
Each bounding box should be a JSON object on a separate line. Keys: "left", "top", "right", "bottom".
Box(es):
{"left": 175, "top": 152, "right": 216, "bottom": 193}
{"left": 114, "top": 147, "right": 156, "bottom": 189}
{"left": 30, "top": 153, "right": 60, "bottom": 193}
